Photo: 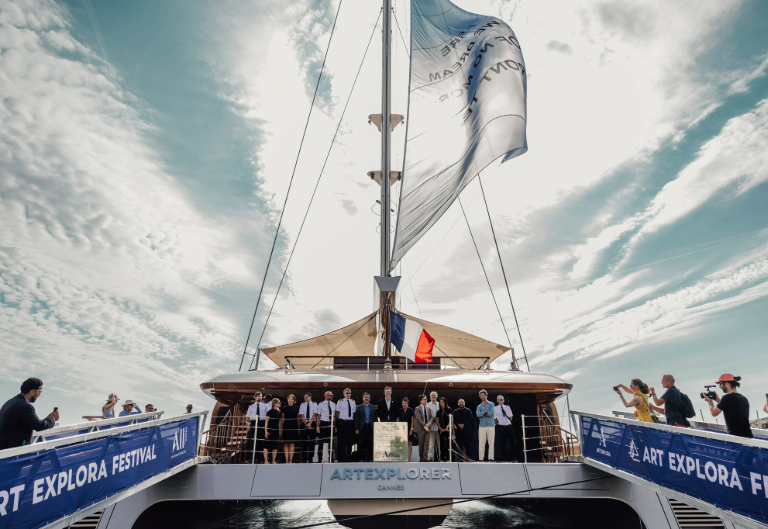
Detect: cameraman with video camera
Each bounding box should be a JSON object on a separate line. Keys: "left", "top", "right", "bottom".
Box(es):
{"left": 704, "top": 373, "right": 753, "bottom": 438}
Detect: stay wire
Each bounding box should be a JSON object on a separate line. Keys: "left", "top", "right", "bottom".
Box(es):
{"left": 458, "top": 195, "right": 516, "bottom": 364}
{"left": 478, "top": 176, "right": 530, "bottom": 372}
{"left": 287, "top": 476, "right": 612, "bottom": 529}
{"left": 237, "top": 0, "right": 345, "bottom": 371}
{"left": 249, "top": 8, "right": 384, "bottom": 366}
{"left": 392, "top": 9, "right": 410, "bottom": 58}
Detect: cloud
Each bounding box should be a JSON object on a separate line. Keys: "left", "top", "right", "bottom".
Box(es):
{"left": 633, "top": 98, "right": 768, "bottom": 240}
{"left": 0, "top": 0, "right": 258, "bottom": 411}
{"left": 545, "top": 40, "right": 572, "bottom": 55}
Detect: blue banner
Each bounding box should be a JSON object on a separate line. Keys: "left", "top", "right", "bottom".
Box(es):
{"left": 0, "top": 416, "right": 198, "bottom": 529}
{"left": 581, "top": 416, "right": 768, "bottom": 525}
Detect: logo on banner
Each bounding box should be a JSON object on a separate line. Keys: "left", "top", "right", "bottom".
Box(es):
{"left": 172, "top": 428, "right": 187, "bottom": 451}
{"left": 628, "top": 440, "right": 640, "bottom": 462}
{"left": 598, "top": 427, "right": 607, "bottom": 447}
{"left": 595, "top": 426, "right": 611, "bottom": 457}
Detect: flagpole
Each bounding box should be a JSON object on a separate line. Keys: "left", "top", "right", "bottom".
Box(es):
{"left": 380, "top": 0, "right": 394, "bottom": 373}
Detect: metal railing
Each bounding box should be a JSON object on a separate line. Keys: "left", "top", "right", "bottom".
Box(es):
{"left": 282, "top": 355, "right": 492, "bottom": 372}
{"left": 610, "top": 410, "right": 768, "bottom": 440}
{"left": 199, "top": 412, "right": 338, "bottom": 464}
{"left": 30, "top": 411, "right": 165, "bottom": 443}
{"left": 520, "top": 409, "right": 580, "bottom": 463}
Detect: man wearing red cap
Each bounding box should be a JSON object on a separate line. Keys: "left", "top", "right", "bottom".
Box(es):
{"left": 704, "top": 373, "right": 753, "bottom": 438}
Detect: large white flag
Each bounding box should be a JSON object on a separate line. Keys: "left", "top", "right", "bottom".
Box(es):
{"left": 390, "top": 0, "right": 527, "bottom": 268}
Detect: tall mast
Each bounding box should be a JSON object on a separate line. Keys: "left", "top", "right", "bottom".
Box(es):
{"left": 380, "top": 0, "right": 393, "bottom": 372}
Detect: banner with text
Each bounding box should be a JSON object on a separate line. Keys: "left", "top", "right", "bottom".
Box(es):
{"left": 0, "top": 416, "right": 198, "bottom": 529}
{"left": 581, "top": 416, "right": 768, "bottom": 525}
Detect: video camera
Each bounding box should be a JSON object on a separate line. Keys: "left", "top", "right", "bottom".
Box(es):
{"left": 700, "top": 385, "right": 717, "bottom": 400}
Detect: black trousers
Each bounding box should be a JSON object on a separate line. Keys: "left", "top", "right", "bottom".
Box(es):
{"left": 496, "top": 424, "right": 516, "bottom": 461}
{"left": 358, "top": 423, "right": 374, "bottom": 462}
{"left": 439, "top": 431, "right": 451, "bottom": 461}
{"left": 454, "top": 427, "right": 470, "bottom": 458}
{"left": 337, "top": 419, "right": 354, "bottom": 462}
{"left": 299, "top": 424, "right": 317, "bottom": 462}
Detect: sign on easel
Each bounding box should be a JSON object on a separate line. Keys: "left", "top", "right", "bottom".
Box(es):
{"left": 374, "top": 422, "right": 408, "bottom": 461}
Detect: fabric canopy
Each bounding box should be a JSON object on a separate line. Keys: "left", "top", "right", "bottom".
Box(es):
{"left": 261, "top": 311, "right": 509, "bottom": 369}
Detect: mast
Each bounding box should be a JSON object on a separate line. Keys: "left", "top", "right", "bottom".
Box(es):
{"left": 380, "top": 0, "right": 393, "bottom": 372}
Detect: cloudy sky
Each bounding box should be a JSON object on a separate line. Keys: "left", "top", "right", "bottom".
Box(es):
{"left": 1, "top": 0, "right": 767, "bottom": 425}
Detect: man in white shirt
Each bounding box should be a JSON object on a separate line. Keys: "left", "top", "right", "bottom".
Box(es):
{"left": 298, "top": 392, "right": 319, "bottom": 463}
{"left": 427, "top": 391, "right": 440, "bottom": 461}
{"left": 314, "top": 391, "right": 336, "bottom": 462}
{"left": 494, "top": 395, "right": 516, "bottom": 462}
{"left": 245, "top": 393, "right": 267, "bottom": 464}
{"left": 335, "top": 388, "right": 356, "bottom": 462}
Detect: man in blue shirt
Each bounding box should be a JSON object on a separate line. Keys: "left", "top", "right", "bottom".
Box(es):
{"left": 355, "top": 392, "right": 375, "bottom": 462}
{"left": 476, "top": 389, "right": 495, "bottom": 461}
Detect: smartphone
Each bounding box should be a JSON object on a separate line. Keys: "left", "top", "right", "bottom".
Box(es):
{"left": 53, "top": 407, "right": 58, "bottom": 412}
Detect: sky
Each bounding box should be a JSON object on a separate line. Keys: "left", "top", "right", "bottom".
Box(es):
{"left": 1, "top": 0, "right": 767, "bottom": 427}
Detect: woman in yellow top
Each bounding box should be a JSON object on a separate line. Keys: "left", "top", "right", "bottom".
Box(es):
{"left": 615, "top": 379, "right": 654, "bottom": 422}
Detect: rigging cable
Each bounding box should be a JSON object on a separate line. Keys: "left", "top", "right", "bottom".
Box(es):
{"left": 287, "top": 476, "right": 612, "bottom": 529}
{"left": 457, "top": 195, "right": 516, "bottom": 368}
{"left": 392, "top": 8, "right": 410, "bottom": 58}
{"left": 478, "top": 175, "right": 530, "bottom": 372}
{"left": 239, "top": 0, "right": 345, "bottom": 371}
{"left": 248, "top": 9, "right": 384, "bottom": 370}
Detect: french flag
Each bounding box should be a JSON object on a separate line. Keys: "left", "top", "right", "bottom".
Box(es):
{"left": 389, "top": 311, "right": 434, "bottom": 363}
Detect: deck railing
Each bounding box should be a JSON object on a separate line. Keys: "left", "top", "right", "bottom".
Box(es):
{"left": 283, "top": 355, "right": 492, "bottom": 372}
{"left": 521, "top": 408, "right": 580, "bottom": 463}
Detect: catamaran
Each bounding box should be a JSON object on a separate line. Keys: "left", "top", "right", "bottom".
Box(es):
{"left": 54, "top": 1, "right": 764, "bottom": 528}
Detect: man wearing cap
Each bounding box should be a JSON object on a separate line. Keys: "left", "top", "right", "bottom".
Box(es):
{"left": 704, "top": 374, "right": 753, "bottom": 438}
{"left": 649, "top": 374, "right": 690, "bottom": 428}
{"left": 118, "top": 400, "right": 141, "bottom": 417}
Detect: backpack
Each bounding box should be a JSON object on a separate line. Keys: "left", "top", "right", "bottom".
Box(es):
{"left": 680, "top": 392, "right": 696, "bottom": 419}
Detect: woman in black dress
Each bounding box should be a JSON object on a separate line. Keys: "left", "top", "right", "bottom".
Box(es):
{"left": 398, "top": 397, "right": 415, "bottom": 461}
{"left": 281, "top": 394, "right": 300, "bottom": 464}
{"left": 437, "top": 397, "right": 452, "bottom": 462}
{"left": 263, "top": 398, "right": 281, "bottom": 464}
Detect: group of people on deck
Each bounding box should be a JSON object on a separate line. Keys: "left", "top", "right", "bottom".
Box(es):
{"left": 244, "top": 387, "right": 518, "bottom": 463}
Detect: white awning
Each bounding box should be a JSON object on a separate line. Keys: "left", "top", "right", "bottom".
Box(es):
{"left": 261, "top": 311, "right": 509, "bottom": 368}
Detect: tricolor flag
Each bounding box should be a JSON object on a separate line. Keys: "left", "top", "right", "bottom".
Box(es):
{"left": 389, "top": 311, "right": 434, "bottom": 363}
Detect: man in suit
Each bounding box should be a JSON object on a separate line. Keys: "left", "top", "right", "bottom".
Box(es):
{"left": 0, "top": 378, "right": 58, "bottom": 449}
{"left": 377, "top": 386, "right": 398, "bottom": 423}
{"left": 355, "top": 392, "right": 376, "bottom": 462}
{"left": 413, "top": 395, "right": 434, "bottom": 462}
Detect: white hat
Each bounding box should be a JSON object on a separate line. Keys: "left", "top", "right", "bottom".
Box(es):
{"left": 124, "top": 400, "right": 136, "bottom": 406}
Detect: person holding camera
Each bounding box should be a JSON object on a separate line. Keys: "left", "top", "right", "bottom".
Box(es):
{"left": 704, "top": 374, "right": 752, "bottom": 438}
{"left": 0, "top": 378, "right": 58, "bottom": 449}
{"left": 102, "top": 393, "right": 119, "bottom": 418}
{"left": 614, "top": 379, "right": 655, "bottom": 423}
{"left": 649, "top": 374, "right": 690, "bottom": 428}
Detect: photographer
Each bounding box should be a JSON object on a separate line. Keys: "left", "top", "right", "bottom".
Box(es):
{"left": 102, "top": 393, "right": 119, "bottom": 418}
{"left": 704, "top": 374, "right": 753, "bottom": 438}
{"left": 0, "top": 378, "right": 58, "bottom": 449}
{"left": 649, "top": 374, "right": 690, "bottom": 428}
{"left": 615, "top": 379, "right": 655, "bottom": 423}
